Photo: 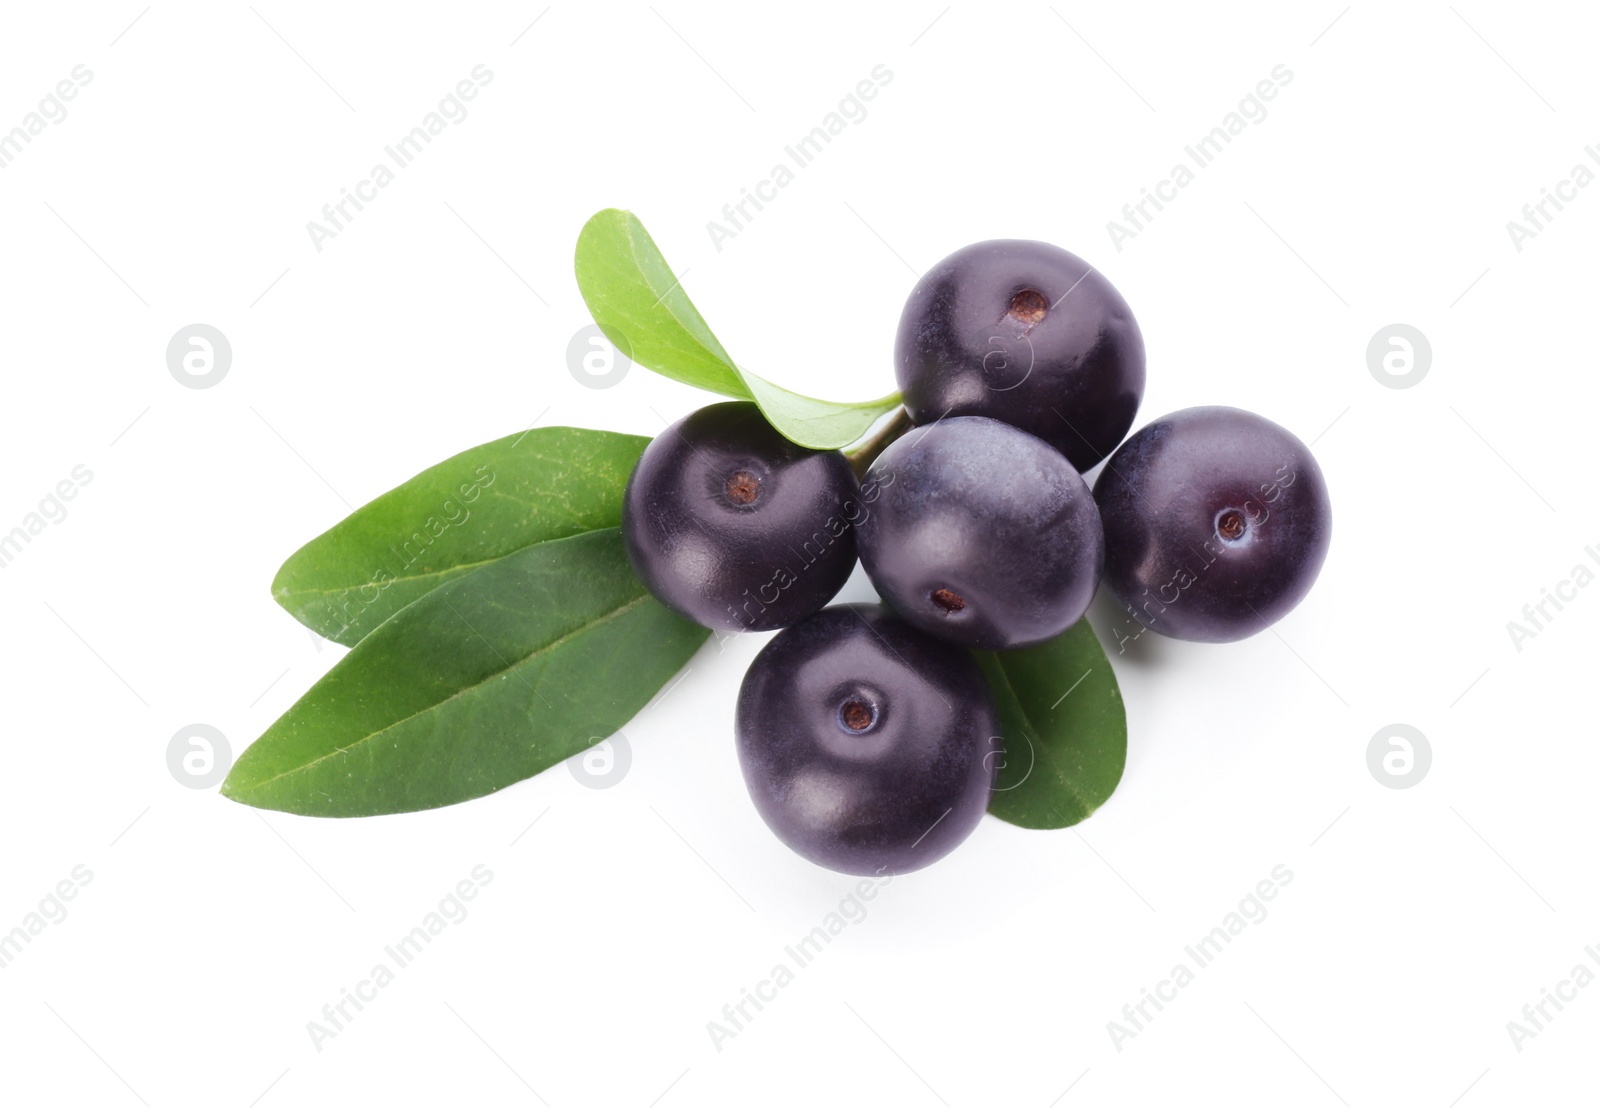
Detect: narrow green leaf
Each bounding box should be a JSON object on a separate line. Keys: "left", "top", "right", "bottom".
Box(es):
{"left": 225, "top": 529, "right": 708, "bottom": 817}
{"left": 976, "top": 620, "right": 1127, "bottom": 829}
{"left": 574, "top": 208, "right": 901, "bottom": 449}
{"left": 272, "top": 426, "right": 649, "bottom": 646}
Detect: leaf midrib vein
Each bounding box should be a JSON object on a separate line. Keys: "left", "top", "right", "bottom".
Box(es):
{"left": 233, "top": 589, "right": 653, "bottom": 796}
{"left": 990, "top": 662, "right": 1095, "bottom": 817}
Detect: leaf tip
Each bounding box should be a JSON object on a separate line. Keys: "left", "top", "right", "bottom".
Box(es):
{"left": 217, "top": 770, "right": 252, "bottom": 806}
{"left": 578, "top": 207, "right": 633, "bottom": 242}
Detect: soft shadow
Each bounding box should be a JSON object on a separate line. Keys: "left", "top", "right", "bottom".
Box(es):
{"left": 1085, "top": 587, "right": 1176, "bottom": 669}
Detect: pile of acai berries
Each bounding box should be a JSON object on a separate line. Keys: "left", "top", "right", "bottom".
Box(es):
{"left": 621, "top": 240, "right": 1331, "bottom": 876}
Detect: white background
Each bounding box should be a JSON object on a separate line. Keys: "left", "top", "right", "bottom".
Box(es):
{"left": 1, "top": 2, "right": 1594, "bottom": 1111}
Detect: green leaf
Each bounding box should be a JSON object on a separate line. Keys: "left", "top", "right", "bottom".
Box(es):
{"left": 574, "top": 208, "right": 900, "bottom": 449}
{"left": 272, "top": 426, "right": 650, "bottom": 646}
{"left": 976, "top": 620, "right": 1127, "bottom": 829}
{"left": 740, "top": 372, "right": 903, "bottom": 454}
{"left": 574, "top": 208, "right": 746, "bottom": 398}
{"left": 225, "top": 529, "right": 707, "bottom": 817}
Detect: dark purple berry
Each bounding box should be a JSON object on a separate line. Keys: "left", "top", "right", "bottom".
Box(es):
{"left": 1094, "top": 406, "right": 1332, "bottom": 642}
{"left": 895, "top": 240, "right": 1145, "bottom": 472}
{"left": 856, "top": 416, "right": 1103, "bottom": 650}
{"left": 736, "top": 604, "right": 998, "bottom": 875}
{"left": 623, "top": 402, "right": 858, "bottom": 631}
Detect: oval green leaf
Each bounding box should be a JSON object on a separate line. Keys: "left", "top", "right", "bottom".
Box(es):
{"left": 272, "top": 426, "right": 650, "bottom": 646}
{"left": 976, "top": 620, "right": 1127, "bottom": 829}
{"left": 574, "top": 208, "right": 900, "bottom": 449}
{"left": 574, "top": 208, "right": 747, "bottom": 398}
{"left": 225, "top": 529, "right": 707, "bottom": 817}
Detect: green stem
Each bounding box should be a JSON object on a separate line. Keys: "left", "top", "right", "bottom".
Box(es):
{"left": 845, "top": 406, "right": 913, "bottom": 480}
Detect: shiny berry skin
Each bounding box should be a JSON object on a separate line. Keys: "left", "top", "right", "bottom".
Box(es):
{"left": 623, "top": 402, "right": 858, "bottom": 631}
{"left": 856, "top": 416, "right": 1104, "bottom": 650}
{"left": 895, "top": 239, "right": 1144, "bottom": 473}
{"left": 1094, "top": 406, "right": 1332, "bottom": 643}
{"left": 736, "top": 604, "right": 998, "bottom": 875}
